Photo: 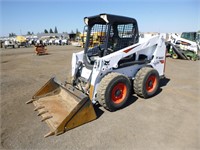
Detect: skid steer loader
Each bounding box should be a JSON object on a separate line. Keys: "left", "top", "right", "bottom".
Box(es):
{"left": 27, "top": 14, "right": 166, "bottom": 137}
{"left": 166, "top": 32, "right": 199, "bottom": 61}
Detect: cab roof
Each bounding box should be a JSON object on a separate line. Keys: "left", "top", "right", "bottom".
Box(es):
{"left": 84, "top": 13, "right": 137, "bottom": 26}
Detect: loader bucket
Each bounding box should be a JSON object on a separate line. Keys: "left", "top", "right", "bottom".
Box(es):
{"left": 26, "top": 77, "right": 96, "bottom": 137}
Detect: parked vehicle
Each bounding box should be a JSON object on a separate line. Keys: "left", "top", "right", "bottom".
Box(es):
{"left": 166, "top": 32, "right": 199, "bottom": 60}
{"left": 4, "top": 40, "right": 17, "bottom": 49}
{"left": 27, "top": 14, "right": 167, "bottom": 137}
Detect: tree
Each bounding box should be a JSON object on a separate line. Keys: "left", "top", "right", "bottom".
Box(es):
{"left": 27, "top": 31, "right": 32, "bottom": 35}
{"left": 54, "top": 26, "right": 58, "bottom": 33}
{"left": 76, "top": 28, "right": 81, "bottom": 37}
{"left": 44, "top": 29, "right": 48, "bottom": 33}
{"left": 71, "top": 30, "right": 74, "bottom": 34}
{"left": 9, "top": 33, "right": 16, "bottom": 37}
{"left": 49, "top": 28, "right": 53, "bottom": 33}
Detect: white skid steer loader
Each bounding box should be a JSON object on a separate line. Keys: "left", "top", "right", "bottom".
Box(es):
{"left": 27, "top": 14, "right": 166, "bottom": 137}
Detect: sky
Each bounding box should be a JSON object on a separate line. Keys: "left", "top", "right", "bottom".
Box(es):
{"left": 0, "top": 0, "right": 199, "bottom": 36}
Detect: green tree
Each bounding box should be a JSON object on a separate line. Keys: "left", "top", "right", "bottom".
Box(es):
{"left": 27, "top": 31, "right": 32, "bottom": 35}
{"left": 76, "top": 28, "right": 81, "bottom": 37}
{"left": 9, "top": 33, "right": 16, "bottom": 37}
{"left": 54, "top": 26, "right": 58, "bottom": 33}
{"left": 49, "top": 28, "right": 53, "bottom": 33}
{"left": 44, "top": 29, "right": 48, "bottom": 33}
{"left": 71, "top": 30, "right": 74, "bottom": 34}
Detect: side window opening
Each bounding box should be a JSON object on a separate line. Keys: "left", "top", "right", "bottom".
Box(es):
{"left": 89, "top": 24, "right": 107, "bottom": 48}
{"left": 109, "top": 23, "right": 136, "bottom": 52}
{"left": 84, "top": 23, "right": 137, "bottom": 65}
{"left": 85, "top": 24, "right": 108, "bottom": 63}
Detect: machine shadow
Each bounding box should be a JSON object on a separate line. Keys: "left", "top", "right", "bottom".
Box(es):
{"left": 154, "top": 77, "right": 170, "bottom": 96}
{"left": 37, "top": 53, "right": 50, "bottom": 56}
{"left": 93, "top": 95, "right": 138, "bottom": 119}
{"left": 93, "top": 104, "right": 105, "bottom": 119}
{"left": 160, "top": 77, "right": 170, "bottom": 88}
{"left": 120, "top": 95, "right": 138, "bottom": 110}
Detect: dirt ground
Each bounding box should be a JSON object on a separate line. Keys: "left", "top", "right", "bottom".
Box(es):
{"left": 1, "top": 45, "right": 200, "bottom": 150}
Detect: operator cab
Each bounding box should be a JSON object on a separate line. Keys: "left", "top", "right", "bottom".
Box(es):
{"left": 83, "top": 14, "right": 139, "bottom": 69}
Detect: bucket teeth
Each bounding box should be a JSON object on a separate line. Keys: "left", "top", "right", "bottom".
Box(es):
{"left": 37, "top": 110, "right": 48, "bottom": 116}
{"left": 41, "top": 116, "right": 52, "bottom": 122}
{"left": 26, "top": 99, "right": 34, "bottom": 104}
{"left": 27, "top": 78, "right": 97, "bottom": 137}
{"left": 34, "top": 106, "right": 45, "bottom": 111}
{"left": 44, "top": 131, "right": 55, "bottom": 138}
{"left": 26, "top": 98, "right": 38, "bottom": 104}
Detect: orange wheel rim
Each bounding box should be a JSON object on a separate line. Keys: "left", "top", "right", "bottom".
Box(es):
{"left": 146, "top": 75, "right": 157, "bottom": 93}
{"left": 111, "top": 83, "right": 127, "bottom": 104}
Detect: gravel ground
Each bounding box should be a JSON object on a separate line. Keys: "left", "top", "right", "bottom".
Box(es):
{"left": 0, "top": 45, "right": 200, "bottom": 150}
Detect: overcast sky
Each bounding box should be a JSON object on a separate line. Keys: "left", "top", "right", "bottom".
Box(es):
{"left": 0, "top": 0, "right": 199, "bottom": 36}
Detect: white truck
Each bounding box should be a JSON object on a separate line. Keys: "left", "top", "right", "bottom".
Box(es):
{"left": 4, "top": 40, "right": 17, "bottom": 49}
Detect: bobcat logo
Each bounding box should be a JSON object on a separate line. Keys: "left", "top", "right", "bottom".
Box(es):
{"left": 104, "top": 60, "right": 110, "bottom": 65}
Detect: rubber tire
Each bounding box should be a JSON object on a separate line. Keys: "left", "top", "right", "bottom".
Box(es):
{"left": 172, "top": 53, "right": 178, "bottom": 59}
{"left": 97, "top": 72, "right": 131, "bottom": 111}
{"left": 191, "top": 57, "right": 196, "bottom": 61}
{"left": 187, "top": 56, "right": 191, "bottom": 60}
{"left": 134, "top": 67, "right": 160, "bottom": 99}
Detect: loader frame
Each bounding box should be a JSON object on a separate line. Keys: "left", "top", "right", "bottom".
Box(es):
{"left": 72, "top": 35, "right": 166, "bottom": 103}
{"left": 72, "top": 14, "right": 166, "bottom": 103}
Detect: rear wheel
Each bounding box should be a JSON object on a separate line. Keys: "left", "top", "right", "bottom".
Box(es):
{"left": 134, "top": 67, "right": 160, "bottom": 98}
{"left": 172, "top": 53, "right": 178, "bottom": 59}
{"left": 191, "top": 56, "right": 197, "bottom": 61}
{"left": 97, "top": 72, "right": 131, "bottom": 111}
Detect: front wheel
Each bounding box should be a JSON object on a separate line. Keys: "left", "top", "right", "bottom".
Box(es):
{"left": 97, "top": 72, "right": 131, "bottom": 111}
{"left": 134, "top": 67, "right": 160, "bottom": 98}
